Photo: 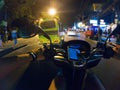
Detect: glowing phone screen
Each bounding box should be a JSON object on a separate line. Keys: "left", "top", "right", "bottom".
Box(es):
{"left": 68, "top": 45, "right": 80, "bottom": 61}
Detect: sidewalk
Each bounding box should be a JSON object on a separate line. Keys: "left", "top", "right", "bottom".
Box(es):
{"left": 0, "top": 38, "right": 29, "bottom": 52}
{"left": 0, "top": 35, "right": 42, "bottom": 57}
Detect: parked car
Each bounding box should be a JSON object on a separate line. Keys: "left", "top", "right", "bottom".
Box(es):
{"left": 67, "top": 30, "right": 77, "bottom": 36}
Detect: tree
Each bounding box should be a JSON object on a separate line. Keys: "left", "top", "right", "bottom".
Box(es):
{"left": 4, "top": 0, "right": 38, "bottom": 23}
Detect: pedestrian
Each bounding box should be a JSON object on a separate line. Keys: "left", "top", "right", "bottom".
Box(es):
{"left": 85, "top": 28, "right": 91, "bottom": 38}
{"left": 97, "top": 26, "right": 103, "bottom": 42}
{"left": 104, "top": 29, "right": 107, "bottom": 35}
{"left": 11, "top": 29, "right": 17, "bottom": 45}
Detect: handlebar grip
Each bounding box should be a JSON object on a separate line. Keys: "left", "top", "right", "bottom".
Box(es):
{"left": 28, "top": 52, "right": 37, "bottom": 61}
{"left": 28, "top": 48, "right": 44, "bottom": 61}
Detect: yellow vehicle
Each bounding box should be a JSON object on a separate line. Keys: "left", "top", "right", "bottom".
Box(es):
{"left": 39, "top": 18, "right": 61, "bottom": 44}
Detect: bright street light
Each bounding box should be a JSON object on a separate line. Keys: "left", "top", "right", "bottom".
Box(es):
{"left": 48, "top": 8, "right": 56, "bottom": 16}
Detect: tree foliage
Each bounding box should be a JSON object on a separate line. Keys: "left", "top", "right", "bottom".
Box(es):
{"left": 4, "top": 0, "right": 39, "bottom": 22}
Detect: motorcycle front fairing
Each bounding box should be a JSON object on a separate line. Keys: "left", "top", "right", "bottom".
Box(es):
{"left": 54, "top": 39, "right": 101, "bottom": 69}
{"left": 53, "top": 39, "right": 103, "bottom": 90}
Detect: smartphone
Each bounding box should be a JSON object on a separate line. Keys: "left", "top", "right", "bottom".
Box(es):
{"left": 68, "top": 45, "right": 80, "bottom": 61}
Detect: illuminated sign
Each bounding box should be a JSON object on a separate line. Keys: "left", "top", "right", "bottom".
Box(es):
{"left": 90, "top": 20, "right": 98, "bottom": 26}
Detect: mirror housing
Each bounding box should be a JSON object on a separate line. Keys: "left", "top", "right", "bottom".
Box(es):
{"left": 11, "top": 17, "right": 51, "bottom": 43}
{"left": 110, "top": 24, "right": 120, "bottom": 36}
{"left": 11, "top": 17, "right": 36, "bottom": 38}
{"left": 105, "top": 24, "right": 120, "bottom": 42}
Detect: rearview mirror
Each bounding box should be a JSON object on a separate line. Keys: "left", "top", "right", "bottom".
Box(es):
{"left": 105, "top": 24, "right": 120, "bottom": 43}
{"left": 110, "top": 24, "right": 120, "bottom": 36}
{"left": 11, "top": 17, "right": 51, "bottom": 43}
